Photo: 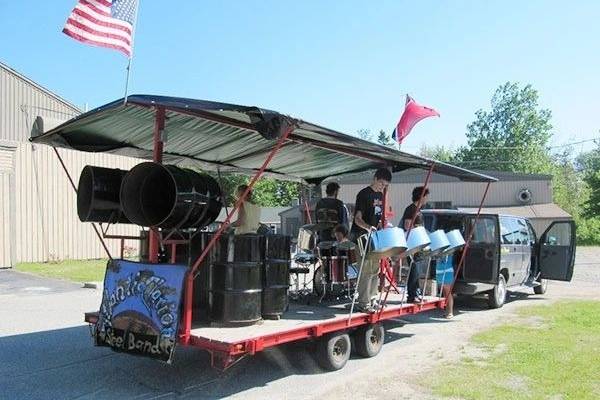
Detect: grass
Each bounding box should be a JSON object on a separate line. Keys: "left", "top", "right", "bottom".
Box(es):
{"left": 428, "top": 300, "right": 600, "bottom": 400}
{"left": 15, "top": 259, "right": 108, "bottom": 283}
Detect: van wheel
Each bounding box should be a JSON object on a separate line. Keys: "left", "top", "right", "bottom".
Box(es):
{"left": 488, "top": 274, "right": 507, "bottom": 309}
{"left": 533, "top": 278, "right": 548, "bottom": 295}
{"left": 354, "top": 323, "right": 384, "bottom": 358}
{"left": 315, "top": 332, "right": 351, "bottom": 371}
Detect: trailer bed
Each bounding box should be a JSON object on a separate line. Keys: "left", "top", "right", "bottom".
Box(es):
{"left": 186, "top": 293, "right": 445, "bottom": 357}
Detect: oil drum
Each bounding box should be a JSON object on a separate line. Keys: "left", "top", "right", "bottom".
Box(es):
{"left": 210, "top": 261, "right": 262, "bottom": 325}
{"left": 264, "top": 234, "right": 291, "bottom": 260}
{"left": 262, "top": 259, "right": 289, "bottom": 319}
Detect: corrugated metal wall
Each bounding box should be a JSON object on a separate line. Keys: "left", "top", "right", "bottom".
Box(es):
{"left": 337, "top": 180, "right": 553, "bottom": 226}
{"left": 13, "top": 143, "right": 141, "bottom": 262}
{"left": 1, "top": 63, "right": 142, "bottom": 264}
{"left": 1, "top": 64, "right": 79, "bottom": 142}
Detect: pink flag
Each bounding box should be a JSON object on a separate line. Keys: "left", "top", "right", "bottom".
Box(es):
{"left": 392, "top": 95, "right": 440, "bottom": 144}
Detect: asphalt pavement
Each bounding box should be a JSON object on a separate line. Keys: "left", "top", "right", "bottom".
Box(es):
{"left": 0, "top": 247, "right": 598, "bottom": 400}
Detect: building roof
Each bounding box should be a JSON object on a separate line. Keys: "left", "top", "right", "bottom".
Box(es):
{"left": 458, "top": 203, "right": 571, "bottom": 219}
{"left": 0, "top": 61, "right": 81, "bottom": 113}
{"left": 327, "top": 168, "right": 551, "bottom": 185}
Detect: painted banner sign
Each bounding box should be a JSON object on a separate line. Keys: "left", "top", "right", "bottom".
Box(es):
{"left": 94, "top": 260, "right": 187, "bottom": 363}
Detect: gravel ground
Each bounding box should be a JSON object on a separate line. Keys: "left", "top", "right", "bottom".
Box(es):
{"left": 0, "top": 247, "right": 598, "bottom": 400}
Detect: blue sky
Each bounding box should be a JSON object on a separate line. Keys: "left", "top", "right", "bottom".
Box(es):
{"left": 1, "top": 0, "right": 599, "bottom": 153}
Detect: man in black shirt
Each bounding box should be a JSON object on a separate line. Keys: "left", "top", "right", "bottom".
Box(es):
{"left": 315, "top": 182, "right": 349, "bottom": 242}
{"left": 351, "top": 167, "right": 392, "bottom": 313}
{"left": 401, "top": 186, "right": 430, "bottom": 303}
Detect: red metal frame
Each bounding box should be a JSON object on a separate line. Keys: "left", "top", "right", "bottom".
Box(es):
{"left": 148, "top": 106, "right": 166, "bottom": 263}
{"left": 179, "top": 122, "right": 295, "bottom": 344}
{"left": 449, "top": 181, "right": 492, "bottom": 291}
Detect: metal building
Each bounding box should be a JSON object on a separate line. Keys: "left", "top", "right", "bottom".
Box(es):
{"left": 0, "top": 62, "right": 140, "bottom": 268}
{"left": 279, "top": 169, "right": 571, "bottom": 238}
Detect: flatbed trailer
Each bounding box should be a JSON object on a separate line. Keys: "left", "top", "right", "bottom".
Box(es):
{"left": 33, "top": 95, "right": 496, "bottom": 371}
{"left": 86, "top": 294, "right": 445, "bottom": 369}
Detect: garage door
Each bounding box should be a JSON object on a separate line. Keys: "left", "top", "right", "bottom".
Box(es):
{"left": 0, "top": 148, "right": 14, "bottom": 268}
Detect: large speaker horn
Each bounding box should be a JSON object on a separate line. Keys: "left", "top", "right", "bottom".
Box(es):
{"left": 77, "top": 165, "right": 130, "bottom": 223}
{"left": 120, "top": 162, "right": 222, "bottom": 229}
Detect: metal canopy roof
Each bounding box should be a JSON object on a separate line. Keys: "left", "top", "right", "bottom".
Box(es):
{"left": 30, "top": 95, "right": 497, "bottom": 184}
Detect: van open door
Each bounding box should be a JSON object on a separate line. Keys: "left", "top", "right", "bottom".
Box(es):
{"left": 538, "top": 220, "right": 576, "bottom": 281}
{"left": 463, "top": 216, "right": 500, "bottom": 284}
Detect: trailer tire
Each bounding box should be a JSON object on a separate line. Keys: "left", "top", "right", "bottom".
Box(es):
{"left": 487, "top": 274, "right": 506, "bottom": 309}
{"left": 315, "top": 332, "right": 351, "bottom": 371}
{"left": 354, "top": 323, "right": 384, "bottom": 358}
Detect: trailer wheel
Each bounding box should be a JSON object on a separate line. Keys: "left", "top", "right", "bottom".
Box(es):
{"left": 354, "top": 323, "right": 384, "bottom": 358}
{"left": 315, "top": 332, "right": 351, "bottom": 371}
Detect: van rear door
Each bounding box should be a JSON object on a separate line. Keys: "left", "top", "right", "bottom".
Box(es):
{"left": 463, "top": 216, "right": 500, "bottom": 284}
{"left": 538, "top": 220, "right": 576, "bottom": 281}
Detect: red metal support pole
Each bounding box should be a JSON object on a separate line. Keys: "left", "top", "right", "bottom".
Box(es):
{"left": 303, "top": 198, "right": 312, "bottom": 224}
{"left": 52, "top": 147, "right": 113, "bottom": 260}
{"left": 148, "top": 106, "right": 166, "bottom": 263}
{"left": 449, "top": 181, "right": 492, "bottom": 293}
{"left": 180, "top": 123, "right": 295, "bottom": 344}
{"left": 406, "top": 163, "right": 435, "bottom": 234}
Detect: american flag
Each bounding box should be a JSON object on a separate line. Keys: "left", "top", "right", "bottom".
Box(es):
{"left": 63, "top": 0, "right": 138, "bottom": 58}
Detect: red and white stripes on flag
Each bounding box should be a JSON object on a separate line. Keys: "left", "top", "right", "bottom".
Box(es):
{"left": 62, "top": 0, "right": 138, "bottom": 58}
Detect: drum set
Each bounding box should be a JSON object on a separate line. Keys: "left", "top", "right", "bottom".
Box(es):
{"left": 293, "top": 222, "right": 359, "bottom": 301}
{"left": 291, "top": 222, "right": 466, "bottom": 304}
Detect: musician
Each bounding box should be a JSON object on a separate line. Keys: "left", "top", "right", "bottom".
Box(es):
{"left": 401, "top": 186, "right": 430, "bottom": 303}
{"left": 350, "top": 167, "right": 392, "bottom": 313}
{"left": 231, "top": 184, "right": 261, "bottom": 234}
{"left": 333, "top": 224, "right": 350, "bottom": 244}
{"left": 315, "top": 182, "right": 349, "bottom": 242}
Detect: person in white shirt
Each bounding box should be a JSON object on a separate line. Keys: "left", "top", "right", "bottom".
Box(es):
{"left": 231, "top": 184, "right": 260, "bottom": 235}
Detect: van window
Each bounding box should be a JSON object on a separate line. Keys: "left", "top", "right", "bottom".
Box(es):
{"left": 499, "top": 217, "right": 516, "bottom": 244}
{"left": 470, "top": 217, "right": 496, "bottom": 244}
{"left": 516, "top": 219, "right": 529, "bottom": 245}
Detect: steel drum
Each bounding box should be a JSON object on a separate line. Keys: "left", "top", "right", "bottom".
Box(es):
{"left": 405, "top": 226, "right": 431, "bottom": 256}
{"left": 426, "top": 230, "right": 451, "bottom": 257}
{"left": 441, "top": 229, "right": 466, "bottom": 255}
{"left": 367, "top": 227, "right": 408, "bottom": 258}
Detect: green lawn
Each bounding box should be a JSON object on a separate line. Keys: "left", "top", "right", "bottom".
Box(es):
{"left": 15, "top": 259, "right": 108, "bottom": 283}
{"left": 429, "top": 300, "right": 600, "bottom": 400}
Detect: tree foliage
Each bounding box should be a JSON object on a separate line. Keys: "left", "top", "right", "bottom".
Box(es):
{"left": 457, "top": 82, "right": 554, "bottom": 173}
{"left": 577, "top": 140, "right": 600, "bottom": 217}
{"left": 419, "top": 144, "right": 456, "bottom": 163}
{"left": 356, "top": 128, "right": 374, "bottom": 142}
{"left": 214, "top": 174, "right": 299, "bottom": 207}
{"left": 377, "top": 129, "right": 395, "bottom": 147}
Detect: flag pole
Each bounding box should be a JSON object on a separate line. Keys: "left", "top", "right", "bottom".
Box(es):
{"left": 123, "top": 0, "right": 141, "bottom": 105}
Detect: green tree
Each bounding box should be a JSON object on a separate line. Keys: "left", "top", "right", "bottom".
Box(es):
{"left": 214, "top": 174, "right": 299, "bottom": 207}
{"left": 356, "top": 128, "right": 374, "bottom": 142}
{"left": 551, "top": 148, "right": 589, "bottom": 219}
{"left": 419, "top": 144, "right": 456, "bottom": 163}
{"left": 377, "top": 129, "right": 395, "bottom": 147}
{"left": 577, "top": 140, "right": 600, "bottom": 217}
{"left": 457, "top": 82, "right": 553, "bottom": 173}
